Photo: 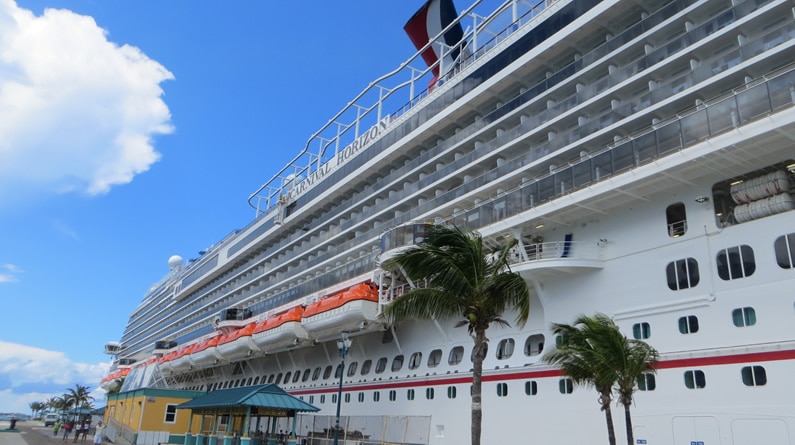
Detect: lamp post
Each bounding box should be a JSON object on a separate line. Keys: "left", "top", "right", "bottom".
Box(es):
{"left": 333, "top": 332, "right": 352, "bottom": 445}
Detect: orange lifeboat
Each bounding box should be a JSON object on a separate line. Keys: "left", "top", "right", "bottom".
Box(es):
{"left": 189, "top": 335, "right": 222, "bottom": 367}
{"left": 157, "top": 348, "right": 181, "bottom": 372}
{"left": 99, "top": 367, "right": 131, "bottom": 391}
{"left": 214, "top": 323, "right": 259, "bottom": 361}
{"left": 251, "top": 306, "right": 310, "bottom": 353}
{"left": 169, "top": 342, "right": 200, "bottom": 372}
{"left": 301, "top": 282, "right": 379, "bottom": 340}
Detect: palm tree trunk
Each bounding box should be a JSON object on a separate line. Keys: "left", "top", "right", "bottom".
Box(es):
{"left": 623, "top": 402, "right": 633, "bottom": 445}
{"left": 600, "top": 391, "right": 616, "bottom": 445}
{"left": 471, "top": 329, "right": 486, "bottom": 445}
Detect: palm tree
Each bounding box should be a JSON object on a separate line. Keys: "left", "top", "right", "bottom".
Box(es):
{"left": 65, "top": 384, "right": 94, "bottom": 411}
{"left": 544, "top": 313, "right": 659, "bottom": 445}
{"left": 29, "top": 401, "right": 46, "bottom": 418}
{"left": 544, "top": 314, "right": 624, "bottom": 445}
{"left": 615, "top": 338, "right": 658, "bottom": 445}
{"left": 381, "top": 225, "right": 531, "bottom": 445}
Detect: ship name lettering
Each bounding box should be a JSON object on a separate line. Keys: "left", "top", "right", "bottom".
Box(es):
{"left": 285, "top": 118, "right": 390, "bottom": 203}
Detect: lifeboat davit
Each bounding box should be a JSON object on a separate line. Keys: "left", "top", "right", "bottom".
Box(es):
{"left": 251, "top": 306, "right": 310, "bottom": 353}
{"left": 214, "top": 323, "right": 259, "bottom": 362}
{"left": 189, "top": 335, "right": 222, "bottom": 368}
{"left": 301, "top": 282, "right": 379, "bottom": 340}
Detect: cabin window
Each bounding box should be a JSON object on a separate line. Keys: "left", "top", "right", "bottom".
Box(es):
{"left": 409, "top": 352, "right": 423, "bottom": 370}
{"left": 774, "top": 233, "right": 795, "bottom": 268}
{"left": 525, "top": 381, "right": 538, "bottom": 396}
{"left": 253, "top": 377, "right": 260, "bottom": 385}
{"left": 666, "top": 258, "right": 700, "bottom": 290}
{"left": 344, "top": 393, "right": 350, "bottom": 403}
{"left": 426, "top": 388, "right": 435, "bottom": 400}
{"left": 741, "top": 366, "right": 767, "bottom": 386}
{"left": 447, "top": 386, "right": 457, "bottom": 399}
{"left": 164, "top": 404, "right": 177, "bottom": 423}
{"left": 309, "top": 395, "right": 314, "bottom": 404}
{"left": 524, "top": 334, "right": 544, "bottom": 356}
{"left": 373, "top": 391, "right": 380, "bottom": 402}
{"left": 666, "top": 203, "right": 687, "bottom": 237}
{"left": 391, "top": 355, "right": 405, "bottom": 372}
{"left": 332, "top": 394, "right": 338, "bottom": 404}
{"left": 302, "top": 369, "right": 311, "bottom": 382}
{"left": 717, "top": 245, "right": 756, "bottom": 280}
{"left": 275, "top": 373, "right": 283, "bottom": 384}
{"left": 407, "top": 389, "right": 415, "bottom": 401}
{"left": 732, "top": 307, "right": 756, "bottom": 327}
{"left": 428, "top": 349, "right": 443, "bottom": 368}
{"left": 678, "top": 315, "right": 699, "bottom": 334}
{"left": 389, "top": 390, "right": 396, "bottom": 401}
{"left": 358, "top": 392, "right": 364, "bottom": 403}
{"left": 320, "top": 395, "right": 325, "bottom": 404}
{"left": 637, "top": 372, "right": 656, "bottom": 391}
{"left": 496, "top": 339, "right": 515, "bottom": 360}
{"left": 292, "top": 371, "right": 301, "bottom": 383}
{"left": 360, "top": 359, "right": 372, "bottom": 376}
{"left": 334, "top": 364, "right": 343, "bottom": 379}
{"left": 559, "top": 378, "right": 574, "bottom": 394}
{"left": 312, "top": 367, "right": 321, "bottom": 381}
{"left": 684, "top": 370, "right": 706, "bottom": 389}
{"left": 497, "top": 383, "right": 508, "bottom": 397}
{"left": 323, "top": 366, "right": 333, "bottom": 379}
{"left": 375, "top": 357, "right": 388, "bottom": 374}
{"left": 633, "top": 322, "right": 651, "bottom": 339}
{"left": 347, "top": 361, "right": 358, "bottom": 377}
{"left": 283, "top": 372, "right": 292, "bottom": 383}
{"left": 448, "top": 346, "right": 464, "bottom": 365}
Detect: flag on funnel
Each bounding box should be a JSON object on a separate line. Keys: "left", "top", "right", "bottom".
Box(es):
{"left": 404, "top": 0, "right": 464, "bottom": 80}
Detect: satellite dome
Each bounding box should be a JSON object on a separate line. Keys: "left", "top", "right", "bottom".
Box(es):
{"left": 168, "top": 255, "right": 183, "bottom": 271}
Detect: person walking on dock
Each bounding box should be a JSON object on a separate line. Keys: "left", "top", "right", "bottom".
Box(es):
{"left": 93, "top": 421, "right": 105, "bottom": 445}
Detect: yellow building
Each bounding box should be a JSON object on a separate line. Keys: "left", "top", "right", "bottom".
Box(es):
{"left": 105, "top": 388, "right": 205, "bottom": 444}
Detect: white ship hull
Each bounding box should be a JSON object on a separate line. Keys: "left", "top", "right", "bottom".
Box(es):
{"left": 104, "top": 0, "right": 795, "bottom": 443}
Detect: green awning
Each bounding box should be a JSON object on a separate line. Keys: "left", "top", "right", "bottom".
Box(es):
{"left": 176, "top": 384, "right": 319, "bottom": 413}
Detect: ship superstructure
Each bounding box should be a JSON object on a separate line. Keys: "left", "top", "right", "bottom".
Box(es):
{"left": 103, "top": 0, "right": 795, "bottom": 443}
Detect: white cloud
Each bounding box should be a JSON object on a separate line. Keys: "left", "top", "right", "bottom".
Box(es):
{"left": 0, "top": 341, "right": 109, "bottom": 414}
{"left": 0, "top": 263, "right": 21, "bottom": 283}
{"left": 0, "top": 1, "right": 173, "bottom": 205}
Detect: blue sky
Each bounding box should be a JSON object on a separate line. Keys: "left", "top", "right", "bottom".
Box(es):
{"left": 0, "top": 0, "right": 501, "bottom": 414}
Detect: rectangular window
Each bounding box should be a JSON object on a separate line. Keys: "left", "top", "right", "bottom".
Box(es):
{"left": 666, "top": 258, "right": 699, "bottom": 290}
{"left": 678, "top": 315, "right": 699, "bottom": 334}
{"left": 741, "top": 366, "right": 767, "bottom": 386}
{"left": 717, "top": 245, "right": 756, "bottom": 280}
{"left": 559, "top": 378, "right": 573, "bottom": 394}
{"left": 684, "top": 370, "right": 706, "bottom": 389}
{"left": 164, "top": 404, "right": 177, "bottom": 423}
{"left": 497, "top": 382, "right": 508, "bottom": 397}
{"left": 732, "top": 307, "right": 756, "bottom": 327}
{"left": 637, "top": 373, "right": 656, "bottom": 391}
{"left": 525, "top": 381, "right": 538, "bottom": 396}
{"left": 633, "top": 322, "right": 651, "bottom": 339}
{"left": 774, "top": 233, "right": 795, "bottom": 269}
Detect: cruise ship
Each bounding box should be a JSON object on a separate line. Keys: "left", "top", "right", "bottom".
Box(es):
{"left": 102, "top": 0, "right": 795, "bottom": 443}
